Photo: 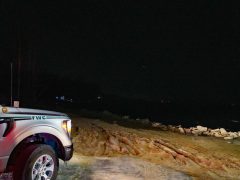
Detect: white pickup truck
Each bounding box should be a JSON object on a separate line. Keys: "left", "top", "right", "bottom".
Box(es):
{"left": 0, "top": 105, "right": 73, "bottom": 180}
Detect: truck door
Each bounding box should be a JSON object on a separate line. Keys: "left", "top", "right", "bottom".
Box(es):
{"left": 0, "top": 117, "right": 14, "bottom": 138}
{"left": 0, "top": 119, "right": 7, "bottom": 139}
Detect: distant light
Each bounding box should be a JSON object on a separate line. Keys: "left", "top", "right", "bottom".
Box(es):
{"left": 97, "top": 96, "right": 102, "bottom": 100}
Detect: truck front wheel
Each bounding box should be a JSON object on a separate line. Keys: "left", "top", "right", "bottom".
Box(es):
{"left": 13, "top": 144, "right": 59, "bottom": 180}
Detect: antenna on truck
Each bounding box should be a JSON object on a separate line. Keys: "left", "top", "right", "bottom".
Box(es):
{"left": 10, "top": 62, "right": 13, "bottom": 107}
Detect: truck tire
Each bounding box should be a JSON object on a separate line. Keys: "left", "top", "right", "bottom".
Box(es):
{"left": 13, "top": 144, "right": 59, "bottom": 180}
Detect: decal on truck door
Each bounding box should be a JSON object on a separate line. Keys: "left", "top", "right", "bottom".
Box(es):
{"left": 31, "top": 116, "right": 47, "bottom": 120}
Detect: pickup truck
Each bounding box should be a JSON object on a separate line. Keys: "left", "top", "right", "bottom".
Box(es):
{"left": 0, "top": 105, "right": 73, "bottom": 180}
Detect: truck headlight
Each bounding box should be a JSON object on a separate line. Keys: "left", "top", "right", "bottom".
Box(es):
{"left": 62, "top": 120, "right": 72, "bottom": 137}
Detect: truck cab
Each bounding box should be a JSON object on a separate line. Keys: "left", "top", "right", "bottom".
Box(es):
{"left": 0, "top": 105, "right": 73, "bottom": 180}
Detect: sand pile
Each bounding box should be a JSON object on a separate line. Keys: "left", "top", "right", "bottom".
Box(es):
{"left": 72, "top": 118, "right": 240, "bottom": 179}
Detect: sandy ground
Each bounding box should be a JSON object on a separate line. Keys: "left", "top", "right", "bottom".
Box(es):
{"left": 58, "top": 154, "right": 191, "bottom": 180}
{"left": 59, "top": 116, "right": 240, "bottom": 179}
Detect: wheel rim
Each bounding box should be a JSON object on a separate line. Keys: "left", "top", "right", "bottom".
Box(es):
{"left": 31, "top": 154, "right": 54, "bottom": 180}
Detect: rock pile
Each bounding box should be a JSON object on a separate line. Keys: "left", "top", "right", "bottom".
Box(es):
{"left": 136, "top": 118, "right": 150, "bottom": 125}
{"left": 151, "top": 122, "right": 240, "bottom": 140}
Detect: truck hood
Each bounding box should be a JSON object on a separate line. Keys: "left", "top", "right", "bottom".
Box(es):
{"left": 0, "top": 105, "right": 67, "bottom": 117}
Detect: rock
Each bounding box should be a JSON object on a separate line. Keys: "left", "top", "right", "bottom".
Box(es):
{"left": 152, "top": 123, "right": 168, "bottom": 130}
{"left": 238, "top": 132, "right": 240, "bottom": 137}
{"left": 179, "top": 127, "right": 185, "bottom": 134}
{"left": 214, "top": 132, "right": 223, "bottom": 138}
{"left": 209, "top": 131, "right": 215, "bottom": 136}
{"left": 184, "top": 128, "right": 191, "bottom": 134}
{"left": 152, "top": 122, "right": 162, "bottom": 128}
{"left": 196, "top": 126, "right": 208, "bottom": 132}
{"left": 192, "top": 130, "right": 202, "bottom": 136}
{"left": 224, "top": 136, "right": 234, "bottom": 140}
{"left": 167, "top": 125, "right": 175, "bottom": 131}
{"left": 229, "top": 132, "right": 238, "bottom": 138}
{"left": 211, "top": 128, "right": 220, "bottom": 132}
{"left": 168, "top": 125, "right": 179, "bottom": 132}
{"left": 219, "top": 128, "right": 228, "bottom": 136}
{"left": 173, "top": 127, "right": 180, "bottom": 133}
{"left": 160, "top": 125, "right": 168, "bottom": 131}
{"left": 210, "top": 129, "right": 221, "bottom": 136}
{"left": 202, "top": 131, "right": 211, "bottom": 136}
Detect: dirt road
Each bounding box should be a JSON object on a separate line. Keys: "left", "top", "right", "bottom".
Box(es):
{"left": 58, "top": 154, "right": 191, "bottom": 180}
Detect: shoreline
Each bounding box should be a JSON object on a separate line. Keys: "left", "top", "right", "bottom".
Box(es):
{"left": 151, "top": 122, "right": 240, "bottom": 140}
{"left": 72, "top": 109, "right": 240, "bottom": 140}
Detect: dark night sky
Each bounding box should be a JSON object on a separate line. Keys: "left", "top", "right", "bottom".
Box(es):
{"left": 1, "top": 1, "right": 240, "bottom": 103}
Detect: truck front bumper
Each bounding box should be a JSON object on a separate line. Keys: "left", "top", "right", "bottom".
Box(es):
{"left": 63, "top": 144, "right": 73, "bottom": 161}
